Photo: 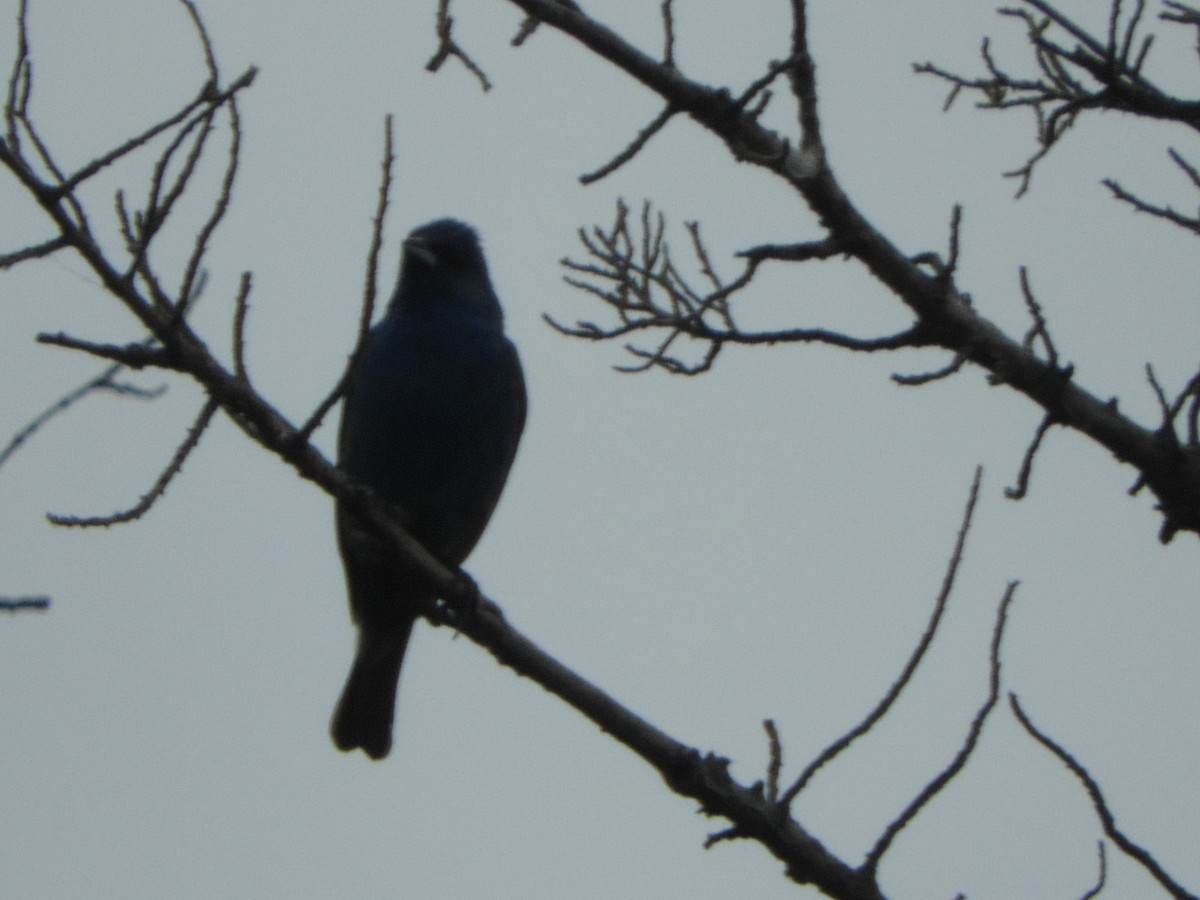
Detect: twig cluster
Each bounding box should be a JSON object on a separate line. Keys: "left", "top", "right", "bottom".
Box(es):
{"left": 547, "top": 199, "right": 921, "bottom": 376}
{"left": 916, "top": 1, "right": 1200, "bottom": 194}
{"left": 1, "top": 0, "right": 250, "bottom": 529}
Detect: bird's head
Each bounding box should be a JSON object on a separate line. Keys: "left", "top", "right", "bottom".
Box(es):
{"left": 401, "top": 219, "right": 486, "bottom": 275}
{"left": 392, "top": 218, "right": 502, "bottom": 324}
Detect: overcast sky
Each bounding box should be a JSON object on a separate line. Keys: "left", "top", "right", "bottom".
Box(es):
{"left": 2, "top": 1, "right": 1198, "bottom": 897}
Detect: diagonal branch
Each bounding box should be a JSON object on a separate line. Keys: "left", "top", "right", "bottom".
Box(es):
{"left": 579, "top": 103, "right": 676, "bottom": 185}
{"left": 500, "top": 0, "right": 1200, "bottom": 541}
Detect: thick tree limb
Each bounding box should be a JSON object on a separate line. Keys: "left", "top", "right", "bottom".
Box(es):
{"left": 502, "top": 0, "right": 1200, "bottom": 541}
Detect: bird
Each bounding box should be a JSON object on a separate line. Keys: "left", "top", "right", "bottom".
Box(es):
{"left": 331, "top": 218, "right": 526, "bottom": 760}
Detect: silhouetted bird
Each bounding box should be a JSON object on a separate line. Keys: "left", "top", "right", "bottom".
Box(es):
{"left": 331, "top": 218, "right": 526, "bottom": 760}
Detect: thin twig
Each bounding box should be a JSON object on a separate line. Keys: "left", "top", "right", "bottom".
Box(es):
{"left": 179, "top": 27, "right": 248, "bottom": 315}
{"left": 864, "top": 580, "right": 1018, "bottom": 874}
{"left": 35, "top": 333, "right": 172, "bottom": 369}
{"left": 231, "top": 272, "right": 253, "bottom": 382}
{"left": 781, "top": 467, "right": 985, "bottom": 807}
{"left": 1079, "top": 842, "right": 1107, "bottom": 900}
{"left": 660, "top": 0, "right": 676, "bottom": 68}
{"left": 0, "top": 596, "right": 50, "bottom": 611}
{"left": 1018, "top": 266, "right": 1060, "bottom": 365}
{"left": 0, "top": 361, "right": 165, "bottom": 473}
{"left": 763, "top": 719, "right": 783, "bottom": 804}
{"left": 579, "top": 104, "right": 676, "bottom": 185}
{"left": 298, "top": 115, "right": 394, "bottom": 444}
{"left": 1005, "top": 413, "right": 1054, "bottom": 499}
{"left": 0, "top": 234, "right": 69, "bottom": 269}
{"left": 426, "top": 0, "right": 492, "bottom": 91}
{"left": 1011, "top": 694, "right": 1199, "bottom": 900}
{"left": 48, "top": 397, "right": 218, "bottom": 527}
{"left": 892, "top": 353, "right": 966, "bottom": 385}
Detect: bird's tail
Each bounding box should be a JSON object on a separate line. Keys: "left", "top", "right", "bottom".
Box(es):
{"left": 330, "top": 622, "right": 414, "bottom": 760}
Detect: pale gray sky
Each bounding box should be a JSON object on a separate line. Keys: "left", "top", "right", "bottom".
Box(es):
{"left": 2, "top": 1, "right": 1198, "bottom": 898}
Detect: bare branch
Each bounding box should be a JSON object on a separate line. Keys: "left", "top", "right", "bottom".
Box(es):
{"left": 1005, "top": 413, "right": 1054, "bottom": 499}
{"left": 1018, "top": 266, "right": 1061, "bottom": 366}
{"left": 178, "top": 58, "right": 247, "bottom": 316}
{"left": 734, "top": 56, "right": 797, "bottom": 115}
{"left": 298, "top": 115, "right": 395, "bottom": 444}
{"left": 58, "top": 80, "right": 224, "bottom": 199}
{"left": 781, "top": 467, "right": 984, "bottom": 807}
{"left": 3, "top": 0, "right": 31, "bottom": 152}
{"left": 892, "top": 353, "right": 966, "bottom": 386}
{"left": 129, "top": 105, "right": 217, "bottom": 297}
{"left": 0, "top": 595, "right": 49, "bottom": 612}
{"left": 1148, "top": 362, "right": 1174, "bottom": 420}
{"left": 786, "top": 0, "right": 824, "bottom": 164}
{"left": 35, "top": 333, "right": 173, "bottom": 369}
{"left": 48, "top": 396, "right": 218, "bottom": 528}
{"left": 3, "top": 6, "right": 91, "bottom": 233}
{"left": 1162, "top": 0, "right": 1200, "bottom": 64}
{"left": 918, "top": 0, "right": 1200, "bottom": 196}
{"left": 426, "top": 0, "right": 492, "bottom": 91}
{"left": 0, "top": 234, "right": 68, "bottom": 268}
{"left": 1011, "top": 694, "right": 1200, "bottom": 900}
{"left": 423, "top": 587, "right": 886, "bottom": 899}
{"left": 945, "top": 203, "right": 962, "bottom": 277}
{"left": 660, "top": 0, "right": 676, "bottom": 69}
{"left": 763, "top": 719, "right": 783, "bottom": 805}
{"left": 1104, "top": 170, "right": 1200, "bottom": 234}
{"left": 864, "top": 580, "right": 1018, "bottom": 873}
{"left": 737, "top": 237, "right": 842, "bottom": 263}
{"left": 1079, "top": 842, "right": 1107, "bottom": 900}
{"left": 705, "top": 719, "right": 785, "bottom": 850}
{"left": 1186, "top": 375, "right": 1200, "bottom": 445}
{"left": 0, "top": 359, "right": 165, "bottom": 474}
{"left": 506, "top": 0, "right": 1200, "bottom": 538}
{"left": 6, "top": 13, "right": 897, "bottom": 881}
{"left": 511, "top": 15, "right": 540, "bottom": 47}
{"left": 579, "top": 104, "right": 676, "bottom": 185}
{"left": 1139, "top": 364, "right": 1200, "bottom": 492}
{"left": 554, "top": 200, "right": 924, "bottom": 374}
{"left": 231, "top": 272, "right": 253, "bottom": 383}
{"left": 179, "top": 0, "right": 218, "bottom": 77}
{"left": 3, "top": 2, "right": 1198, "bottom": 895}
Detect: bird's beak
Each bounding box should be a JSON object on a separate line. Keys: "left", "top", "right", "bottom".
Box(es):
{"left": 402, "top": 237, "right": 438, "bottom": 268}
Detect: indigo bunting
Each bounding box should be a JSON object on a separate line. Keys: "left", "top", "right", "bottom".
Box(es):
{"left": 331, "top": 219, "right": 526, "bottom": 759}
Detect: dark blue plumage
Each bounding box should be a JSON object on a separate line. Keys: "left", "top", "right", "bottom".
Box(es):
{"left": 332, "top": 219, "right": 526, "bottom": 760}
